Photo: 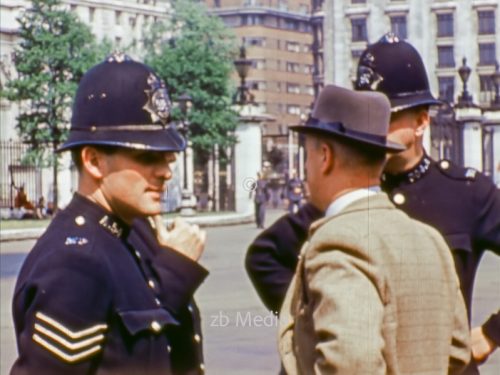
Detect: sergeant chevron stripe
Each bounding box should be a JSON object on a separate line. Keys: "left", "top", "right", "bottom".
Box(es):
{"left": 32, "top": 312, "right": 108, "bottom": 363}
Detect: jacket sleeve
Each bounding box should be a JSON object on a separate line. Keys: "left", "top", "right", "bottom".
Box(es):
{"left": 473, "top": 176, "right": 500, "bottom": 346}
{"left": 11, "top": 251, "right": 112, "bottom": 375}
{"left": 245, "top": 203, "right": 323, "bottom": 313}
{"left": 449, "top": 284, "right": 472, "bottom": 373}
{"left": 130, "top": 219, "right": 209, "bottom": 316}
{"left": 304, "top": 245, "right": 386, "bottom": 374}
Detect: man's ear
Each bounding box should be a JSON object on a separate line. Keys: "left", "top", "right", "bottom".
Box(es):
{"left": 81, "top": 146, "right": 106, "bottom": 180}
{"left": 415, "top": 109, "right": 430, "bottom": 137}
{"left": 321, "top": 141, "right": 335, "bottom": 175}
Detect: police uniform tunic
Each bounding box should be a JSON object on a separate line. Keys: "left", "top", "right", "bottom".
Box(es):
{"left": 12, "top": 193, "right": 208, "bottom": 375}
{"left": 382, "top": 154, "right": 500, "bottom": 371}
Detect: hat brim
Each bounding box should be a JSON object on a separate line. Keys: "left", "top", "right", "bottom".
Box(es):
{"left": 389, "top": 92, "right": 442, "bottom": 113}
{"left": 290, "top": 125, "right": 405, "bottom": 153}
{"left": 56, "top": 127, "right": 186, "bottom": 153}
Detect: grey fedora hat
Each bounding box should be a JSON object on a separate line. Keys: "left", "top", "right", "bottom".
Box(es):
{"left": 291, "top": 85, "right": 405, "bottom": 152}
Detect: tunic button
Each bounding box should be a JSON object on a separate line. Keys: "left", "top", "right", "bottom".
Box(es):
{"left": 440, "top": 160, "right": 450, "bottom": 170}
{"left": 75, "top": 216, "right": 86, "bottom": 226}
{"left": 148, "top": 280, "right": 156, "bottom": 289}
{"left": 392, "top": 193, "right": 406, "bottom": 205}
{"left": 134, "top": 250, "right": 141, "bottom": 259}
{"left": 155, "top": 298, "right": 161, "bottom": 306}
{"left": 167, "top": 345, "right": 171, "bottom": 353}
{"left": 151, "top": 321, "right": 161, "bottom": 332}
{"left": 194, "top": 333, "right": 201, "bottom": 343}
{"left": 200, "top": 363, "right": 205, "bottom": 372}
{"left": 188, "top": 304, "right": 193, "bottom": 313}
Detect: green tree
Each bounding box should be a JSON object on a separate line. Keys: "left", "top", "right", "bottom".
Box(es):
{"left": 1, "top": 0, "right": 110, "bottom": 208}
{"left": 144, "top": 0, "right": 239, "bottom": 161}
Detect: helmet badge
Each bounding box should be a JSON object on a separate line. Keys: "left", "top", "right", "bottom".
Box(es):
{"left": 143, "top": 73, "right": 171, "bottom": 125}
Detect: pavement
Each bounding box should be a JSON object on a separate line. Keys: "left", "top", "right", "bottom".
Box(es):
{"left": 0, "top": 209, "right": 499, "bottom": 374}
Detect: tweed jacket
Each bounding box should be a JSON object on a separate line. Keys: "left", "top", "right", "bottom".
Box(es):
{"left": 279, "top": 193, "right": 470, "bottom": 374}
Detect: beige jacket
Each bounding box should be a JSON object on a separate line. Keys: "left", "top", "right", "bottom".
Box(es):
{"left": 279, "top": 193, "right": 470, "bottom": 374}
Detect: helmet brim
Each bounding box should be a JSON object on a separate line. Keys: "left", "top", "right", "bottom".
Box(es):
{"left": 56, "top": 127, "right": 186, "bottom": 153}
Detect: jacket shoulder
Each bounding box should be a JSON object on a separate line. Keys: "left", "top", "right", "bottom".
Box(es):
{"left": 436, "top": 159, "right": 479, "bottom": 182}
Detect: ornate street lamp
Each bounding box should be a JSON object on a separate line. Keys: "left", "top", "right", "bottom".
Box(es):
{"left": 491, "top": 61, "right": 500, "bottom": 109}
{"left": 233, "top": 42, "right": 254, "bottom": 105}
{"left": 457, "top": 57, "right": 473, "bottom": 107}
{"left": 175, "top": 93, "right": 195, "bottom": 216}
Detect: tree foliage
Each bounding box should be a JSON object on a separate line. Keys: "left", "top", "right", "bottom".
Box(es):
{"left": 144, "top": 0, "right": 239, "bottom": 159}
{"left": 1, "top": 0, "right": 109, "bottom": 166}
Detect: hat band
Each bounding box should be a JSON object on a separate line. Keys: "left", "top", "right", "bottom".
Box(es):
{"left": 71, "top": 124, "right": 171, "bottom": 132}
{"left": 307, "top": 118, "right": 387, "bottom": 144}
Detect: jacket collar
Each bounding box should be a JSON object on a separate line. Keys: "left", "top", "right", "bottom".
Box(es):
{"left": 381, "top": 153, "right": 432, "bottom": 187}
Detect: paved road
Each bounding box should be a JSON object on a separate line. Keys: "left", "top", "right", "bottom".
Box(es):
{"left": 1, "top": 209, "right": 499, "bottom": 374}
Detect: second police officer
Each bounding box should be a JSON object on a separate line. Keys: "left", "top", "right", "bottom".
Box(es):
{"left": 12, "top": 54, "right": 208, "bottom": 374}
{"left": 245, "top": 34, "right": 500, "bottom": 371}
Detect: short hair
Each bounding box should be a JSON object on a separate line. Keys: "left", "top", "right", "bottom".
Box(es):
{"left": 71, "top": 146, "right": 119, "bottom": 171}
{"left": 311, "top": 135, "right": 386, "bottom": 170}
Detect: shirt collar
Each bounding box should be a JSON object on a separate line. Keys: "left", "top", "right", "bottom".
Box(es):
{"left": 325, "top": 186, "right": 381, "bottom": 218}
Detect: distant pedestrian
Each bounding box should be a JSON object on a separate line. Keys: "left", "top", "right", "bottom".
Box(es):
{"left": 251, "top": 172, "right": 269, "bottom": 228}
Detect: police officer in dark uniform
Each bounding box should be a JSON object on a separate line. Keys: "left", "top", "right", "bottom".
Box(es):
{"left": 246, "top": 34, "right": 500, "bottom": 372}
{"left": 12, "top": 54, "right": 208, "bottom": 375}
{"left": 286, "top": 171, "right": 305, "bottom": 214}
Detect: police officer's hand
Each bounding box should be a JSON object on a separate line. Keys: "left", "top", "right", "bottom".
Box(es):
{"left": 151, "top": 215, "right": 206, "bottom": 262}
{"left": 471, "top": 326, "right": 497, "bottom": 364}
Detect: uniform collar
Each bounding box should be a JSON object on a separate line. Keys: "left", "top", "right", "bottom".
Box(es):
{"left": 382, "top": 153, "right": 432, "bottom": 187}
{"left": 69, "top": 193, "right": 130, "bottom": 239}
{"left": 325, "top": 186, "right": 381, "bottom": 218}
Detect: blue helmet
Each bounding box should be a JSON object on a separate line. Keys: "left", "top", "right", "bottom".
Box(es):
{"left": 354, "top": 33, "right": 441, "bottom": 112}
{"left": 58, "top": 53, "right": 185, "bottom": 153}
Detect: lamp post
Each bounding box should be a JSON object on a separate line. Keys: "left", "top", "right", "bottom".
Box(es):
{"left": 457, "top": 57, "right": 473, "bottom": 107}
{"left": 233, "top": 42, "right": 254, "bottom": 105}
{"left": 176, "top": 93, "right": 195, "bottom": 216}
{"left": 491, "top": 61, "right": 500, "bottom": 109}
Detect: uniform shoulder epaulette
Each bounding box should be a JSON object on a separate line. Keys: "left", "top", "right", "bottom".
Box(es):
{"left": 437, "top": 159, "right": 478, "bottom": 181}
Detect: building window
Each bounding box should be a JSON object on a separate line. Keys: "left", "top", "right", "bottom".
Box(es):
{"left": 251, "top": 59, "right": 266, "bottom": 69}
{"left": 250, "top": 81, "right": 267, "bottom": 91}
{"left": 304, "top": 64, "right": 313, "bottom": 74}
{"left": 479, "top": 43, "right": 496, "bottom": 65}
{"left": 479, "top": 74, "right": 494, "bottom": 103}
{"left": 89, "top": 7, "right": 95, "bottom": 23}
{"left": 390, "top": 15, "right": 407, "bottom": 39}
{"left": 129, "top": 16, "right": 137, "bottom": 28}
{"left": 437, "top": 13, "right": 454, "bottom": 37}
{"left": 478, "top": 10, "right": 495, "bottom": 35}
{"left": 287, "top": 84, "right": 301, "bottom": 94}
{"left": 286, "top": 19, "right": 300, "bottom": 31}
{"left": 115, "top": 11, "right": 122, "bottom": 26}
{"left": 287, "top": 105, "right": 301, "bottom": 115}
{"left": 247, "top": 37, "right": 266, "bottom": 47}
{"left": 351, "top": 0, "right": 366, "bottom": 3}
{"left": 351, "top": 18, "right": 367, "bottom": 42}
{"left": 242, "top": 15, "right": 263, "bottom": 26}
{"left": 286, "top": 41, "right": 301, "bottom": 52}
{"left": 438, "top": 77, "right": 454, "bottom": 102}
{"left": 286, "top": 62, "right": 301, "bottom": 73}
{"left": 437, "top": 46, "right": 455, "bottom": 67}
{"left": 303, "top": 86, "right": 315, "bottom": 96}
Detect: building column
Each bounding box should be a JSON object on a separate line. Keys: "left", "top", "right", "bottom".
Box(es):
{"left": 233, "top": 104, "right": 274, "bottom": 214}
{"left": 482, "top": 109, "right": 500, "bottom": 186}
{"left": 455, "top": 107, "right": 484, "bottom": 170}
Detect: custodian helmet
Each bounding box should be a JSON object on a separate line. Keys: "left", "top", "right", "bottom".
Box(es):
{"left": 354, "top": 33, "right": 441, "bottom": 112}
{"left": 57, "top": 53, "right": 185, "bottom": 152}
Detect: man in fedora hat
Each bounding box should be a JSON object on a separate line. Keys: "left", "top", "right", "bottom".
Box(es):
{"left": 11, "top": 54, "right": 208, "bottom": 374}
{"left": 278, "top": 84, "right": 470, "bottom": 374}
